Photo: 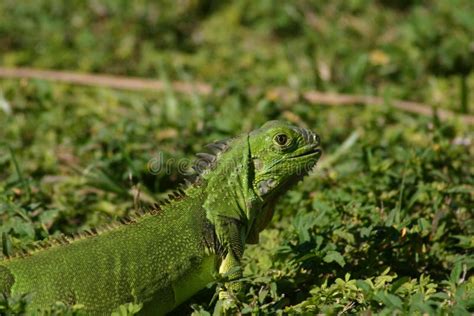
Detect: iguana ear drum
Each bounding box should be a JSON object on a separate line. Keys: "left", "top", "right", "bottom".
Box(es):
{"left": 257, "top": 179, "right": 276, "bottom": 196}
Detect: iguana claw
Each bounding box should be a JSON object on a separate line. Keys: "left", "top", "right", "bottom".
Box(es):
{"left": 216, "top": 290, "right": 238, "bottom": 315}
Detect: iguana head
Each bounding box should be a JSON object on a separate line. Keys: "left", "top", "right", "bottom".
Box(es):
{"left": 249, "top": 120, "right": 321, "bottom": 198}
{"left": 202, "top": 120, "right": 321, "bottom": 244}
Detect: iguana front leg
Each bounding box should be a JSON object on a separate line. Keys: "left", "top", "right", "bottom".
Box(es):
{"left": 215, "top": 216, "right": 245, "bottom": 308}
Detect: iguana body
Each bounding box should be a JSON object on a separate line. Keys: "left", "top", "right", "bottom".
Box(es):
{"left": 0, "top": 121, "right": 321, "bottom": 315}
{"left": 1, "top": 190, "right": 216, "bottom": 315}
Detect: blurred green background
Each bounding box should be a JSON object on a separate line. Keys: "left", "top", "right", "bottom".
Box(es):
{"left": 0, "top": 0, "right": 473, "bottom": 314}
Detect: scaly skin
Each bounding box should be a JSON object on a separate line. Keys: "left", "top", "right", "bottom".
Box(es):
{"left": 0, "top": 120, "right": 321, "bottom": 315}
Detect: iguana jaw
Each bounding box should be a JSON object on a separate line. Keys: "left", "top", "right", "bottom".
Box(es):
{"left": 255, "top": 145, "right": 320, "bottom": 196}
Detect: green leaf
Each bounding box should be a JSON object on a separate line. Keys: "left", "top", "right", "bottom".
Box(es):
{"left": 323, "top": 250, "right": 346, "bottom": 267}
{"left": 450, "top": 262, "right": 462, "bottom": 284}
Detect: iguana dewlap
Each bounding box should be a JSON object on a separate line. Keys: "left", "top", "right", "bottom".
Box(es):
{"left": 0, "top": 120, "right": 321, "bottom": 315}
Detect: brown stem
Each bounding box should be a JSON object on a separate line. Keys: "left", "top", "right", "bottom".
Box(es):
{"left": 0, "top": 67, "right": 473, "bottom": 125}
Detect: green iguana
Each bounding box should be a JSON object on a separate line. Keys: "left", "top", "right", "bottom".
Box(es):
{"left": 0, "top": 120, "right": 321, "bottom": 315}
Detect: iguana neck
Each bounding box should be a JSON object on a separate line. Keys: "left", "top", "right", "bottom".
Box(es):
{"left": 202, "top": 134, "right": 263, "bottom": 228}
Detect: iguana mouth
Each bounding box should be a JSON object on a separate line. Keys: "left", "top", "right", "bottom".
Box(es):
{"left": 290, "top": 145, "right": 321, "bottom": 159}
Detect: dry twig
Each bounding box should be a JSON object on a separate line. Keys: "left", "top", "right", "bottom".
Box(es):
{"left": 0, "top": 67, "right": 212, "bottom": 95}
{"left": 0, "top": 67, "right": 472, "bottom": 125}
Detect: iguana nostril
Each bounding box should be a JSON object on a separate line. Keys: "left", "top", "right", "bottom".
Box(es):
{"left": 301, "top": 128, "right": 318, "bottom": 145}
{"left": 314, "top": 133, "right": 320, "bottom": 146}
{"left": 300, "top": 128, "right": 309, "bottom": 143}
{"left": 303, "top": 129, "right": 319, "bottom": 146}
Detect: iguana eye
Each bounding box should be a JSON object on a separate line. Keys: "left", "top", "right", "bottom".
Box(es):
{"left": 274, "top": 133, "right": 289, "bottom": 146}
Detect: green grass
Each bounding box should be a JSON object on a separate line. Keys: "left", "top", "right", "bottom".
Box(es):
{"left": 0, "top": 1, "right": 473, "bottom": 315}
